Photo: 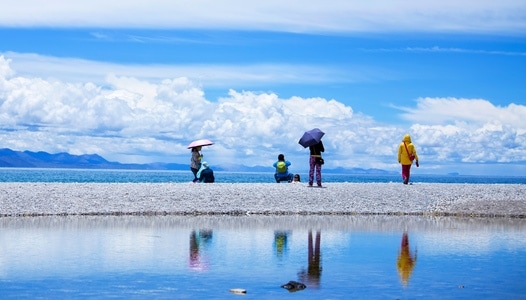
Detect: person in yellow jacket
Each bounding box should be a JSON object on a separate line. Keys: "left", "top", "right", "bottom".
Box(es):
{"left": 398, "top": 134, "right": 419, "bottom": 184}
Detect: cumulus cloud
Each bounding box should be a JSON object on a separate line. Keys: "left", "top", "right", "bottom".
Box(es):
{"left": 0, "top": 55, "right": 525, "bottom": 175}
{"left": 0, "top": 55, "right": 363, "bottom": 166}
{"left": 400, "top": 98, "right": 526, "bottom": 164}
{"left": 0, "top": 1, "right": 525, "bottom": 34}
{"left": 399, "top": 97, "right": 526, "bottom": 129}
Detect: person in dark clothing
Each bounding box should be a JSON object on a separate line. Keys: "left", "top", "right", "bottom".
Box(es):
{"left": 197, "top": 161, "right": 215, "bottom": 183}
{"left": 309, "top": 141, "right": 324, "bottom": 187}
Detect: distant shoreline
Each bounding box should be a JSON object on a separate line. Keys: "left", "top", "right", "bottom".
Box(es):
{"left": 0, "top": 182, "right": 524, "bottom": 218}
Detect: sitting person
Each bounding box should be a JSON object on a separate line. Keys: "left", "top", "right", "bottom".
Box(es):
{"left": 273, "top": 154, "right": 293, "bottom": 183}
{"left": 197, "top": 161, "right": 215, "bottom": 183}
{"left": 292, "top": 174, "right": 301, "bottom": 183}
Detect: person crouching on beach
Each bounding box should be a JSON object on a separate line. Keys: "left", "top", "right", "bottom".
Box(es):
{"left": 273, "top": 154, "right": 294, "bottom": 183}
{"left": 398, "top": 134, "right": 419, "bottom": 184}
{"left": 197, "top": 161, "right": 215, "bottom": 183}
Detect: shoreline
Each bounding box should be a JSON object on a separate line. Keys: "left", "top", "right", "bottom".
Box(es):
{"left": 0, "top": 182, "right": 525, "bottom": 218}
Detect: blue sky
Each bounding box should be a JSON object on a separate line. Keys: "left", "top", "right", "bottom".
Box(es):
{"left": 0, "top": 1, "right": 525, "bottom": 175}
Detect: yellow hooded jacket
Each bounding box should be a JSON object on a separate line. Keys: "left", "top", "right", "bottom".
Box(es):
{"left": 398, "top": 134, "right": 419, "bottom": 165}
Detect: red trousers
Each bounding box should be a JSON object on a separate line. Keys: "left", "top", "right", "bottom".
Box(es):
{"left": 401, "top": 164, "right": 412, "bottom": 182}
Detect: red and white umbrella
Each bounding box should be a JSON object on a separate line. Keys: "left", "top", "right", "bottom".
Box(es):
{"left": 187, "top": 139, "right": 214, "bottom": 149}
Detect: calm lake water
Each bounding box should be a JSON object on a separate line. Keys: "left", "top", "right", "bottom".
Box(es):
{"left": 1, "top": 215, "right": 525, "bottom": 299}
{"left": 0, "top": 168, "right": 524, "bottom": 184}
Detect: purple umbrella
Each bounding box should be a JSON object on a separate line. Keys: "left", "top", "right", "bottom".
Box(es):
{"left": 298, "top": 128, "right": 324, "bottom": 148}
{"left": 187, "top": 139, "right": 214, "bottom": 149}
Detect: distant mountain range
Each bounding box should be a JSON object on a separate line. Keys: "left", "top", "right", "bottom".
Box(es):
{"left": 0, "top": 148, "right": 394, "bottom": 174}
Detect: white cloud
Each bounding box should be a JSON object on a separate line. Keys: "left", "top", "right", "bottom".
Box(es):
{"left": 0, "top": 55, "right": 525, "bottom": 175}
{"left": 399, "top": 97, "right": 526, "bottom": 131}
{"left": 0, "top": 1, "right": 525, "bottom": 34}
{"left": 366, "top": 46, "right": 526, "bottom": 57}
{"left": 3, "top": 52, "right": 350, "bottom": 89}
{"left": 402, "top": 98, "right": 526, "bottom": 165}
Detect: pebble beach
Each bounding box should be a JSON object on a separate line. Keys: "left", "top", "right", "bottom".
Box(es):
{"left": 0, "top": 182, "right": 524, "bottom": 218}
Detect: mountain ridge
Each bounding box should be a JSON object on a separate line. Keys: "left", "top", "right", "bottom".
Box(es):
{"left": 0, "top": 148, "right": 395, "bottom": 174}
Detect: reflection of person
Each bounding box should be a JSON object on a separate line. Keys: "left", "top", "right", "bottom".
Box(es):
{"left": 273, "top": 154, "right": 294, "bottom": 183}
{"left": 190, "top": 229, "right": 213, "bottom": 271}
{"left": 397, "top": 231, "right": 417, "bottom": 287}
{"left": 292, "top": 174, "right": 301, "bottom": 183}
{"left": 197, "top": 161, "right": 215, "bottom": 183}
{"left": 190, "top": 146, "right": 203, "bottom": 183}
{"left": 274, "top": 230, "right": 291, "bottom": 258}
{"left": 298, "top": 230, "right": 322, "bottom": 288}
{"left": 309, "top": 141, "right": 324, "bottom": 187}
{"left": 398, "top": 134, "right": 419, "bottom": 185}
{"left": 189, "top": 230, "right": 200, "bottom": 268}
{"left": 189, "top": 229, "right": 213, "bottom": 271}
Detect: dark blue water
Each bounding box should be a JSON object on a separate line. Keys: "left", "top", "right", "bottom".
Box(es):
{"left": 0, "top": 168, "right": 524, "bottom": 184}
{"left": 0, "top": 215, "right": 525, "bottom": 299}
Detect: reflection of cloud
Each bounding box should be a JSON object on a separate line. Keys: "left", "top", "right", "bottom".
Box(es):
{"left": 419, "top": 230, "right": 526, "bottom": 255}
{"left": 0, "top": 228, "right": 191, "bottom": 277}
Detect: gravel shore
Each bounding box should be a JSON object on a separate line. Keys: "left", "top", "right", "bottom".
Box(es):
{"left": 0, "top": 182, "right": 524, "bottom": 218}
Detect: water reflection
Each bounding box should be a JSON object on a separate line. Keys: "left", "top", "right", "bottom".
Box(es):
{"left": 189, "top": 229, "right": 213, "bottom": 271}
{"left": 298, "top": 230, "right": 322, "bottom": 289}
{"left": 274, "top": 230, "right": 290, "bottom": 258}
{"left": 397, "top": 231, "right": 417, "bottom": 287}
{"left": 0, "top": 215, "right": 525, "bottom": 299}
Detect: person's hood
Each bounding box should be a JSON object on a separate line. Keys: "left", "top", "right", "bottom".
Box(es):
{"left": 403, "top": 134, "right": 412, "bottom": 143}
{"left": 201, "top": 161, "right": 209, "bottom": 169}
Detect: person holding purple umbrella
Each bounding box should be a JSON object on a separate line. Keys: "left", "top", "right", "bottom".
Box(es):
{"left": 309, "top": 141, "right": 324, "bottom": 187}
{"left": 298, "top": 128, "right": 325, "bottom": 187}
